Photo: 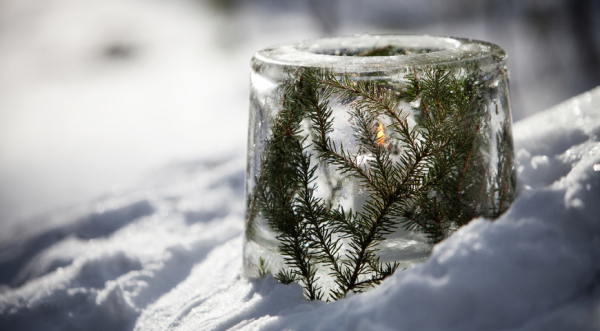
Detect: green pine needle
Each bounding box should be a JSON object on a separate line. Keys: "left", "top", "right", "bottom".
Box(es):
{"left": 249, "top": 63, "right": 514, "bottom": 301}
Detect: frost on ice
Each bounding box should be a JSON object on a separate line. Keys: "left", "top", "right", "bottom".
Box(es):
{"left": 1, "top": 85, "right": 600, "bottom": 330}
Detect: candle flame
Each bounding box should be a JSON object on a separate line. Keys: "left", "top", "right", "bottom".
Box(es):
{"left": 376, "top": 122, "right": 385, "bottom": 146}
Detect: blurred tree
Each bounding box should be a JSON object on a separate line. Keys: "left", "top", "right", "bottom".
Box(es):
{"left": 567, "top": 0, "right": 600, "bottom": 91}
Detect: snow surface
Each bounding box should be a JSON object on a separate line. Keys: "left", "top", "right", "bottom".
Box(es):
{"left": 1, "top": 84, "right": 600, "bottom": 330}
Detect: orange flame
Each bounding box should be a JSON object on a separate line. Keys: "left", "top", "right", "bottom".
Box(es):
{"left": 376, "top": 122, "right": 385, "bottom": 146}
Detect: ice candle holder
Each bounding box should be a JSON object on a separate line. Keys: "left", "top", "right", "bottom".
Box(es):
{"left": 244, "top": 34, "right": 515, "bottom": 299}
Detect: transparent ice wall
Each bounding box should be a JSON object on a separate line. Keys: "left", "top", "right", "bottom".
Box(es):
{"left": 244, "top": 34, "right": 515, "bottom": 294}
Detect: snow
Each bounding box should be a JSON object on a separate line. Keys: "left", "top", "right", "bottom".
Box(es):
{"left": 1, "top": 88, "right": 599, "bottom": 331}
{"left": 1, "top": 1, "right": 600, "bottom": 330}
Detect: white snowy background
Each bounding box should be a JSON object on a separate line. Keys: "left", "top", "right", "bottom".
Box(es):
{"left": 1, "top": 0, "right": 599, "bottom": 330}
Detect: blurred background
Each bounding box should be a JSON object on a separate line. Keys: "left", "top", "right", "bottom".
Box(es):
{"left": 1, "top": 0, "right": 599, "bottom": 235}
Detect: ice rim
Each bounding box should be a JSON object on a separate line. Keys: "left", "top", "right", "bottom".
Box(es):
{"left": 252, "top": 34, "right": 507, "bottom": 73}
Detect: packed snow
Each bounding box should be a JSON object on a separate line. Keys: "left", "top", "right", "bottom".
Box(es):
{"left": 1, "top": 85, "right": 600, "bottom": 330}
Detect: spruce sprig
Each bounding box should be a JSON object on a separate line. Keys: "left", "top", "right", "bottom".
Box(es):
{"left": 490, "top": 119, "right": 516, "bottom": 218}
{"left": 313, "top": 68, "right": 478, "bottom": 243}
{"left": 400, "top": 66, "right": 486, "bottom": 242}
{"left": 254, "top": 72, "right": 323, "bottom": 300}
{"left": 249, "top": 64, "right": 512, "bottom": 301}
{"left": 312, "top": 69, "right": 470, "bottom": 294}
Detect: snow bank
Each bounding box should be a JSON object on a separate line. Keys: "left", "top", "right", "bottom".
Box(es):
{"left": 0, "top": 155, "right": 246, "bottom": 330}
{"left": 1, "top": 88, "right": 600, "bottom": 330}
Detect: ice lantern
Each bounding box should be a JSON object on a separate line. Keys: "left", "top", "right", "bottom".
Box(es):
{"left": 244, "top": 34, "right": 515, "bottom": 297}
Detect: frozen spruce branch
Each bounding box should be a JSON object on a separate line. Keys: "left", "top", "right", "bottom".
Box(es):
{"left": 247, "top": 64, "right": 512, "bottom": 301}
